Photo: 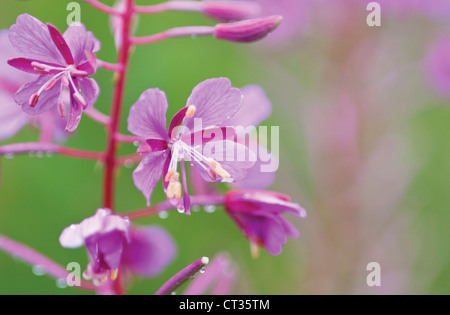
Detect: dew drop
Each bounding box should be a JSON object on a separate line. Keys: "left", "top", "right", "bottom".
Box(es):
{"left": 56, "top": 278, "right": 68, "bottom": 289}
{"left": 36, "top": 151, "right": 44, "bottom": 158}
{"left": 123, "top": 216, "right": 130, "bottom": 226}
{"left": 177, "top": 207, "right": 185, "bottom": 214}
{"left": 159, "top": 211, "right": 169, "bottom": 219}
{"left": 32, "top": 265, "right": 46, "bottom": 276}
{"left": 192, "top": 205, "right": 200, "bottom": 212}
{"left": 191, "top": 34, "right": 197, "bottom": 39}
{"left": 199, "top": 267, "right": 206, "bottom": 274}
{"left": 133, "top": 141, "right": 140, "bottom": 147}
{"left": 4, "top": 153, "right": 14, "bottom": 159}
{"left": 171, "top": 291, "right": 177, "bottom": 295}
{"left": 28, "top": 151, "right": 36, "bottom": 158}
{"left": 45, "top": 151, "right": 54, "bottom": 158}
{"left": 124, "top": 159, "right": 134, "bottom": 168}
{"left": 204, "top": 205, "right": 216, "bottom": 213}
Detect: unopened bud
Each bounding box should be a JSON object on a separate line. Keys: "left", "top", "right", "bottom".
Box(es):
{"left": 214, "top": 15, "right": 282, "bottom": 43}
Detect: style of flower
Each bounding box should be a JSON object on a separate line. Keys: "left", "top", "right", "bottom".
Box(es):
{"left": 7, "top": 14, "right": 100, "bottom": 132}
{"left": 0, "top": 30, "right": 67, "bottom": 142}
{"left": 224, "top": 189, "right": 306, "bottom": 257}
{"left": 59, "top": 208, "right": 176, "bottom": 285}
{"left": 128, "top": 77, "right": 255, "bottom": 215}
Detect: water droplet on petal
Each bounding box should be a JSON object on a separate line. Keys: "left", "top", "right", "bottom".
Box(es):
{"left": 4, "top": 153, "right": 14, "bottom": 159}
{"left": 171, "top": 291, "right": 177, "bottom": 295}
{"left": 29, "top": 151, "right": 36, "bottom": 158}
{"left": 45, "top": 151, "right": 54, "bottom": 158}
{"left": 177, "top": 207, "right": 185, "bottom": 214}
{"left": 199, "top": 267, "right": 206, "bottom": 274}
{"left": 191, "top": 34, "right": 197, "bottom": 39}
{"left": 133, "top": 141, "right": 140, "bottom": 147}
{"left": 32, "top": 265, "right": 46, "bottom": 276}
{"left": 36, "top": 151, "right": 44, "bottom": 158}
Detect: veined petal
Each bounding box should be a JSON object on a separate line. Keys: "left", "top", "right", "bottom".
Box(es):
{"left": 8, "top": 14, "right": 66, "bottom": 66}
{"left": 14, "top": 75, "right": 60, "bottom": 115}
{"left": 231, "top": 144, "right": 276, "bottom": 189}
{"left": 65, "top": 91, "right": 82, "bottom": 132}
{"left": 123, "top": 226, "right": 177, "bottom": 277}
{"left": 63, "top": 22, "right": 101, "bottom": 66}
{"left": 128, "top": 88, "right": 170, "bottom": 141}
{"left": 77, "top": 77, "right": 99, "bottom": 109}
{"left": 183, "top": 78, "right": 243, "bottom": 131}
{"left": 133, "top": 150, "right": 169, "bottom": 206}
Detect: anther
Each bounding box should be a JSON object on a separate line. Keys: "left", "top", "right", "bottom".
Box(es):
{"left": 185, "top": 105, "right": 196, "bottom": 118}
{"left": 57, "top": 100, "right": 67, "bottom": 119}
{"left": 165, "top": 169, "right": 176, "bottom": 182}
{"left": 31, "top": 61, "right": 49, "bottom": 73}
{"left": 29, "top": 93, "right": 39, "bottom": 107}
{"left": 73, "top": 92, "right": 87, "bottom": 109}
{"left": 110, "top": 269, "right": 119, "bottom": 281}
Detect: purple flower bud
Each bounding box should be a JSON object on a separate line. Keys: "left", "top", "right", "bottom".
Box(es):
{"left": 214, "top": 15, "right": 282, "bottom": 43}
{"left": 202, "top": 1, "right": 261, "bottom": 22}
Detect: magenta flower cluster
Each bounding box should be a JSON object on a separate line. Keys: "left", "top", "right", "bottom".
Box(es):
{"left": 0, "top": 0, "right": 305, "bottom": 295}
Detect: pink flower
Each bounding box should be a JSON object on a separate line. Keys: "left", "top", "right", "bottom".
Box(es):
{"left": 127, "top": 77, "right": 255, "bottom": 215}
{"left": 59, "top": 208, "right": 176, "bottom": 285}
{"left": 0, "top": 30, "right": 66, "bottom": 142}
{"left": 425, "top": 37, "right": 450, "bottom": 98}
{"left": 224, "top": 189, "right": 306, "bottom": 257}
{"left": 7, "top": 14, "right": 100, "bottom": 132}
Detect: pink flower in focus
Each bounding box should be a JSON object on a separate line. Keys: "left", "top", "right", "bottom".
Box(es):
{"left": 0, "top": 30, "right": 66, "bottom": 142}
{"left": 127, "top": 78, "right": 255, "bottom": 215}
{"left": 224, "top": 189, "right": 306, "bottom": 257}
{"left": 7, "top": 14, "right": 100, "bottom": 132}
{"left": 59, "top": 208, "right": 176, "bottom": 285}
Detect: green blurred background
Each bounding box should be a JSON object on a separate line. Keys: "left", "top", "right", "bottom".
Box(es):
{"left": 1, "top": 0, "right": 450, "bottom": 295}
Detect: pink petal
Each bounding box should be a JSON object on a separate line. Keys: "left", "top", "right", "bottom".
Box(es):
{"left": 77, "top": 77, "right": 99, "bottom": 109}
{"left": 133, "top": 150, "right": 169, "bottom": 206}
{"left": 228, "top": 84, "right": 272, "bottom": 127}
{"left": 123, "top": 226, "right": 177, "bottom": 277}
{"left": 63, "top": 22, "right": 101, "bottom": 66}
{"left": 0, "top": 91, "right": 30, "bottom": 141}
{"left": 127, "top": 88, "right": 170, "bottom": 141}
{"left": 182, "top": 78, "right": 243, "bottom": 131}
{"left": 14, "top": 75, "right": 60, "bottom": 115}
{"left": 8, "top": 14, "right": 66, "bottom": 66}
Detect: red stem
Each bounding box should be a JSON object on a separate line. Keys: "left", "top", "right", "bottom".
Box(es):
{"left": 103, "top": 0, "right": 135, "bottom": 212}
{"left": 102, "top": 0, "right": 135, "bottom": 296}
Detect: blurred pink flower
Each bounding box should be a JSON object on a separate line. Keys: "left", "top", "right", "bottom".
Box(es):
{"left": 59, "top": 208, "right": 176, "bottom": 285}
{"left": 425, "top": 37, "right": 450, "bottom": 98}
{"left": 224, "top": 189, "right": 306, "bottom": 257}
